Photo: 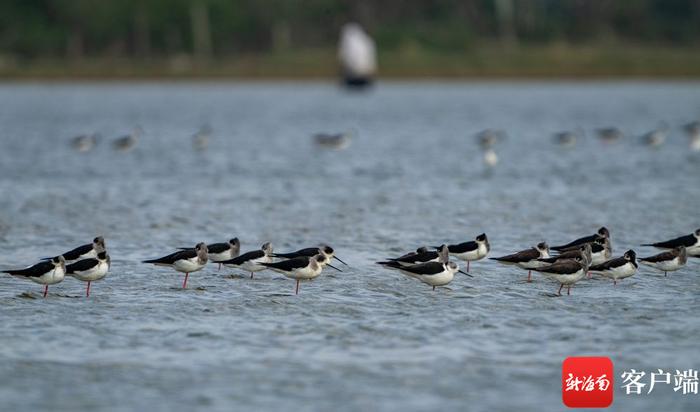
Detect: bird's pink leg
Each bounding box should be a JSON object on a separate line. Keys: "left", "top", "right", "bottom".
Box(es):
{"left": 467, "top": 261, "right": 470, "bottom": 272}
{"left": 527, "top": 270, "right": 532, "bottom": 282}
{"left": 183, "top": 273, "right": 189, "bottom": 289}
{"left": 295, "top": 280, "right": 300, "bottom": 295}
{"left": 587, "top": 271, "right": 591, "bottom": 278}
{"left": 557, "top": 284, "right": 564, "bottom": 296}
{"left": 43, "top": 285, "right": 48, "bottom": 298}
{"left": 86, "top": 281, "right": 91, "bottom": 297}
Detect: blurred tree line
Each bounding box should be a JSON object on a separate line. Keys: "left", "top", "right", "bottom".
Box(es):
{"left": 1, "top": 0, "right": 699, "bottom": 60}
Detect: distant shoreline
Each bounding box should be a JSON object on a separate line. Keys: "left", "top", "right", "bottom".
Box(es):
{"left": 3, "top": 77, "right": 700, "bottom": 84}
{"left": 2, "top": 45, "right": 700, "bottom": 80}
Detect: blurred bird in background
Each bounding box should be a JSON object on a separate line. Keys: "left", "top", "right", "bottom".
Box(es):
{"left": 338, "top": 23, "right": 376, "bottom": 88}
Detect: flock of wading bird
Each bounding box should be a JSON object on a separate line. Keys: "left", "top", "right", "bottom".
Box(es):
{"left": 475, "top": 121, "right": 700, "bottom": 168}
{"left": 2, "top": 227, "right": 699, "bottom": 297}
{"left": 66, "top": 120, "right": 700, "bottom": 158}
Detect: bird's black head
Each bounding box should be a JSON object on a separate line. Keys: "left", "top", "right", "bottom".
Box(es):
{"left": 97, "top": 251, "right": 108, "bottom": 260}
{"left": 230, "top": 238, "right": 240, "bottom": 245}
{"left": 322, "top": 245, "right": 334, "bottom": 255}
{"left": 537, "top": 242, "right": 549, "bottom": 251}
{"left": 52, "top": 256, "right": 63, "bottom": 264}
{"left": 315, "top": 254, "right": 328, "bottom": 264}
{"left": 476, "top": 233, "right": 487, "bottom": 242}
{"left": 94, "top": 236, "right": 105, "bottom": 247}
{"left": 695, "top": 229, "right": 700, "bottom": 237}
{"left": 624, "top": 250, "right": 636, "bottom": 261}
{"left": 598, "top": 227, "right": 609, "bottom": 237}
{"left": 594, "top": 236, "right": 606, "bottom": 245}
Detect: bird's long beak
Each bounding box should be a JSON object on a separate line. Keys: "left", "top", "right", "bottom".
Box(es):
{"left": 327, "top": 263, "right": 343, "bottom": 272}
{"left": 458, "top": 270, "right": 473, "bottom": 277}
{"left": 334, "top": 256, "right": 349, "bottom": 266}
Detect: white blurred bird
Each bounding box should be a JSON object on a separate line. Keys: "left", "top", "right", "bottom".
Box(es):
{"left": 338, "top": 23, "right": 376, "bottom": 87}
{"left": 483, "top": 148, "right": 498, "bottom": 168}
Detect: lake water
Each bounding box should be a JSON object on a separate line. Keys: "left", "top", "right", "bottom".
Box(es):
{"left": 0, "top": 81, "right": 698, "bottom": 411}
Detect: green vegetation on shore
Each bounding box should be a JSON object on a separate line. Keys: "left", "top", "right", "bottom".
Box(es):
{"left": 2, "top": 0, "right": 699, "bottom": 79}
{"left": 2, "top": 44, "right": 700, "bottom": 80}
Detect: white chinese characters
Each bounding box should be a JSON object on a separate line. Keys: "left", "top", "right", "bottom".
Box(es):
{"left": 621, "top": 369, "right": 698, "bottom": 395}
{"left": 566, "top": 374, "right": 610, "bottom": 392}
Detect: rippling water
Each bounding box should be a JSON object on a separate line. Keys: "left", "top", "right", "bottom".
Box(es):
{"left": 0, "top": 81, "right": 698, "bottom": 411}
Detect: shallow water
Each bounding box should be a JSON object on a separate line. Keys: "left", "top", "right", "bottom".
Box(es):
{"left": 0, "top": 81, "right": 699, "bottom": 411}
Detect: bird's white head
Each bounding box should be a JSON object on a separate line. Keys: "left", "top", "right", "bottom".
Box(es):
{"left": 476, "top": 233, "right": 490, "bottom": 251}
{"left": 445, "top": 261, "right": 460, "bottom": 274}
{"left": 195, "top": 242, "right": 208, "bottom": 263}
{"left": 262, "top": 242, "right": 273, "bottom": 256}
{"left": 93, "top": 236, "right": 106, "bottom": 253}
{"left": 436, "top": 244, "right": 449, "bottom": 263}
{"left": 229, "top": 238, "right": 240, "bottom": 253}
{"left": 53, "top": 255, "right": 66, "bottom": 272}
{"left": 319, "top": 244, "right": 335, "bottom": 259}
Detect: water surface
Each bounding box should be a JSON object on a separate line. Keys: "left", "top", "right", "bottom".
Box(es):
{"left": 0, "top": 81, "right": 698, "bottom": 411}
